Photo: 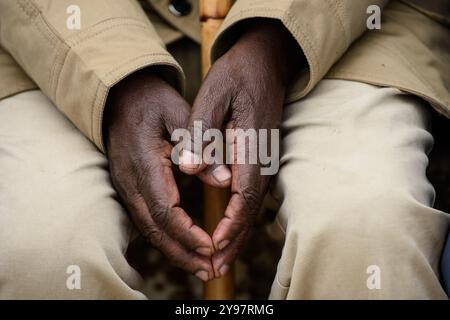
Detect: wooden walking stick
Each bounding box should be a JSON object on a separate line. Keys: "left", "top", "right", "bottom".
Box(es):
{"left": 200, "top": 0, "right": 234, "bottom": 300}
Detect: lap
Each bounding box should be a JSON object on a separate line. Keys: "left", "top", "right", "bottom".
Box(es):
{"left": 268, "top": 79, "right": 450, "bottom": 299}
{"left": 273, "top": 79, "right": 441, "bottom": 230}
{"left": 0, "top": 90, "right": 143, "bottom": 298}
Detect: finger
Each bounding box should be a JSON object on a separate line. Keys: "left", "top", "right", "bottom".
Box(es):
{"left": 210, "top": 163, "right": 266, "bottom": 277}
{"left": 211, "top": 137, "right": 268, "bottom": 250}
{"left": 140, "top": 142, "right": 214, "bottom": 256}
{"left": 133, "top": 92, "right": 216, "bottom": 256}
{"left": 162, "top": 90, "right": 191, "bottom": 137}
{"left": 211, "top": 120, "right": 272, "bottom": 255}
{"left": 126, "top": 194, "right": 214, "bottom": 281}
{"left": 179, "top": 72, "right": 232, "bottom": 175}
{"left": 211, "top": 228, "right": 248, "bottom": 278}
{"left": 159, "top": 233, "right": 215, "bottom": 281}
{"left": 196, "top": 163, "right": 231, "bottom": 188}
{"left": 164, "top": 94, "right": 231, "bottom": 188}
{"left": 195, "top": 120, "right": 234, "bottom": 186}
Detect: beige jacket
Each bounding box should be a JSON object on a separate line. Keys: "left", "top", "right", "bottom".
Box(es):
{"left": 0, "top": 0, "right": 448, "bottom": 152}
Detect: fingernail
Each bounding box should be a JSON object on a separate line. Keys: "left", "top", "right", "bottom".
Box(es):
{"left": 217, "top": 240, "right": 230, "bottom": 250}
{"left": 195, "top": 270, "right": 209, "bottom": 282}
{"left": 212, "top": 166, "right": 231, "bottom": 184}
{"left": 196, "top": 247, "right": 212, "bottom": 256}
{"left": 180, "top": 150, "right": 201, "bottom": 169}
{"left": 219, "top": 264, "right": 229, "bottom": 277}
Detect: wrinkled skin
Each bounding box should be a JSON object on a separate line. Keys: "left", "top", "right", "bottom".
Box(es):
{"left": 104, "top": 20, "right": 301, "bottom": 281}
{"left": 104, "top": 72, "right": 218, "bottom": 282}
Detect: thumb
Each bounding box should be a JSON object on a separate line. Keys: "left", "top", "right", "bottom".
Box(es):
{"left": 179, "top": 75, "right": 231, "bottom": 179}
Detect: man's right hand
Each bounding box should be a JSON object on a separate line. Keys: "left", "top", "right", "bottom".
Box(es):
{"left": 103, "top": 70, "right": 214, "bottom": 281}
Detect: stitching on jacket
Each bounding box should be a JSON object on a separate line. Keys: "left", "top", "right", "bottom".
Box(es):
{"left": 17, "top": 1, "right": 177, "bottom": 144}
{"left": 284, "top": 0, "right": 318, "bottom": 64}
{"left": 16, "top": 0, "right": 38, "bottom": 19}
{"left": 66, "top": 16, "right": 152, "bottom": 43}
{"left": 50, "top": 43, "right": 70, "bottom": 102}
{"left": 15, "top": 2, "right": 54, "bottom": 47}
{"left": 282, "top": 10, "right": 317, "bottom": 88}
{"left": 18, "top": 1, "right": 63, "bottom": 99}
{"left": 368, "top": 37, "right": 445, "bottom": 105}
{"left": 104, "top": 53, "right": 174, "bottom": 82}
{"left": 222, "top": 7, "right": 286, "bottom": 24}
{"left": 92, "top": 80, "right": 104, "bottom": 145}
{"left": 68, "top": 23, "right": 152, "bottom": 47}
{"left": 55, "top": 20, "right": 167, "bottom": 100}
{"left": 328, "top": 0, "right": 349, "bottom": 47}
{"left": 48, "top": 47, "right": 70, "bottom": 104}
{"left": 93, "top": 54, "right": 183, "bottom": 150}
{"left": 9, "top": 0, "right": 183, "bottom": 148}
{"left": 16, "top": 1, "right": 60, "bottom": 98}
{"left": 66, "top": 18, "right": 152, "bottom": 47}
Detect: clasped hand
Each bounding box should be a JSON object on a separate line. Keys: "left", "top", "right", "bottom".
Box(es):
{"left": 104, "top": 21, "right": 300, "bottom": 281}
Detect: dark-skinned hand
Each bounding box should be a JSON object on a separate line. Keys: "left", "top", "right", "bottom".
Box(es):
{"left": 178, "top": 20, "right": 301, "bottom": 278}
{"left": 104, "top": 71, "right": 227, "bottom": 282}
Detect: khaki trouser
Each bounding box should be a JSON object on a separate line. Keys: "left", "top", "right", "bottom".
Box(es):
{"left": 0, "top": 79, "right": 448, "bottom": 299}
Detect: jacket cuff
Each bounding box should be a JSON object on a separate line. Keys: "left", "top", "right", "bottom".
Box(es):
{"left": 56, "top": 23, "right": 184, "bottom": 153}
{"left": 210, "top": 4, "right": 324, "bottom": 103}
{"left": 211, "top": 0, "right": 384, "bottom": 103}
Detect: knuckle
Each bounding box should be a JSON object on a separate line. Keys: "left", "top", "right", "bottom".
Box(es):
{"left": 134, "top": 164, "right": 152, "bottom": 192}
{"left": 141, "top": 223, "right": 164, "bottom": 249}
{"left": 148, "top": 200, "right": 170, "bottom": 229}
{"left": 180, "top": 220, "right": 195, "bottom": 244}
{"left": 110, "top": 171, "right": 139, "bottom": 204}
{"left": 242, "top": 185, "right": 262, "bottom": 217}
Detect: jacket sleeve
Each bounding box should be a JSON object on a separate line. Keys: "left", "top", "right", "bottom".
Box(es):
{"left": 211, "top": 0, "right": 389, "bottom": 103}
{"left": 0, "top": 0, "right": 184, "bottom": 152}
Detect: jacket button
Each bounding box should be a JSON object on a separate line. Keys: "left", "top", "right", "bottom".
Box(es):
{"left": 168, "top": 0, "right": 192, "bottom": 17}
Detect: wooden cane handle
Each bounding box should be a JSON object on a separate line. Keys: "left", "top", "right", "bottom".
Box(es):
{"left": 200, "top": 0, "right": 233, "bottom": 20}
